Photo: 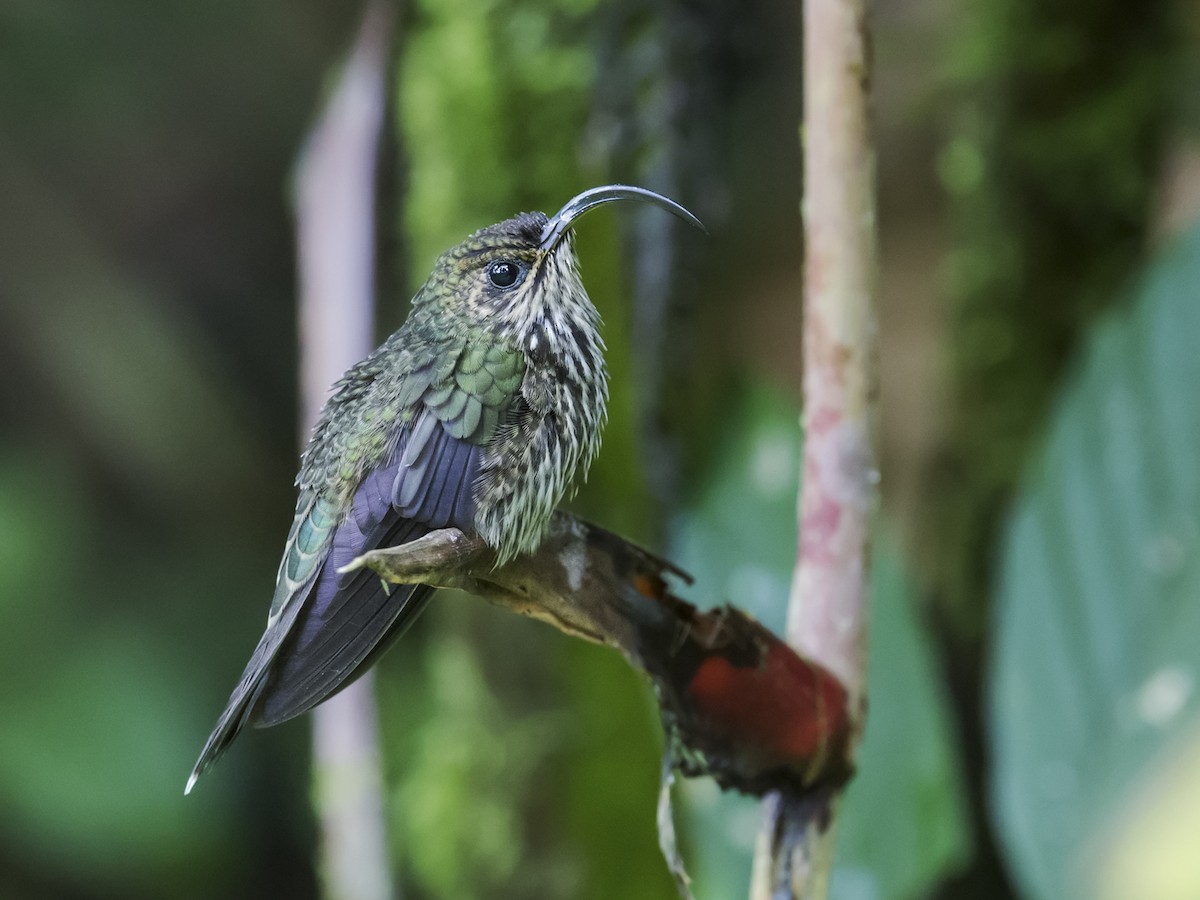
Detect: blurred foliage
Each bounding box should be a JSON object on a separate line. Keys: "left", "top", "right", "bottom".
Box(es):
{"left": 991, "top": 222, "right": 1200, "bottom": 900}
{"left": 398, "top": 0, "right": 599, "bottom": 273}
{"left": 927, "top": 0, "right": 1180, "bottom": 635}
{"left": 916, "top": 3, "right": 1185, "bottom": 894}
{"left": 671, "top": 387, "right": 971, "bottom": 900}
{"left": 0, "top": 0, "right": 1198, "bottom": 899}
{"left": 0, "top": 4, "right": 361, "bottom": 898}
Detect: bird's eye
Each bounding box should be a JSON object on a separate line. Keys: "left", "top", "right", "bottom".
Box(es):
{"left": 487, "top": 260, "right": 522, "bottom": 289}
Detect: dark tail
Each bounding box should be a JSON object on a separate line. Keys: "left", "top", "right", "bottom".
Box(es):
{"left": 185, "top": 591, "right": 307, "bottom": 793}
{"left": 185, "top": 520, "right": 434, "bottom": 793}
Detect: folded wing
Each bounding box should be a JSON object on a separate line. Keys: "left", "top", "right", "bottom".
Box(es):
{"left": 186, "top": 408, "right": 482, "bottom": 791}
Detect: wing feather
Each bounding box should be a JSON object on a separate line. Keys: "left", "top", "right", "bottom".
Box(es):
{"left": 254, "top": 427, "right": 481, "bottom": 727}
{"left": 189, "top": 337, "right": 524, "bottom": 790}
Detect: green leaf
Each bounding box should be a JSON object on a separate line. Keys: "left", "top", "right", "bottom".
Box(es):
{"left": 671, "top": 385, "right": 971, "bottom": 900}
{"left": 990, "top": 222, "right": 1200, "bottom": 900}
{"left": 834, "top": 543, "right": 973, "bottom": 899}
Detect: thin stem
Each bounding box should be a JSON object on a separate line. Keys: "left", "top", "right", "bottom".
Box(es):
{"left": 751, "top": 0, "right": 877, "bottom": 894}
{"left": 295, "top": 4, "right": 397, "bottom": 899}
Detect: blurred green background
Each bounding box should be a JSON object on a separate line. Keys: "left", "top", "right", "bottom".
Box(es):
{"left": 2, "top": 1, "right": 1199, "bottom": 898}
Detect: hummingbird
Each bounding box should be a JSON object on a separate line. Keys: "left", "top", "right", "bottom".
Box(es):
{"left": 187, "top": 185, "right": 704, "bottom": 793}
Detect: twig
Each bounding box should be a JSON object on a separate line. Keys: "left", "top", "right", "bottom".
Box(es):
{"left": 751, "top": 0, "right": 877, "bottom": 895}
{"left": 342, "top": 513, "right": 855, "bottom": 815}
{"left": 295, "top": 4, "right": 396, "bottom": 899}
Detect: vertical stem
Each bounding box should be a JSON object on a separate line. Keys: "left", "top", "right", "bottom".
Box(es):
{"left": 792, "top": 0, "right": 874, "bottom": 708}
{"left": 296, "top": 4, "right": 396, "bottom": 900}
{"left": 751, "top": 0, "right": 876, "bottom": 895}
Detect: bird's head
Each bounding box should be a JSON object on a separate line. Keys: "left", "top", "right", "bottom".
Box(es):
{"left": 422, "top": 185, "right": 704, "bottom": 351}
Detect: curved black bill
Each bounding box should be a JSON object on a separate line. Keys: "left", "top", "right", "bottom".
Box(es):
{"left": 540, "top": 184, "right": 706, "bottom": 251}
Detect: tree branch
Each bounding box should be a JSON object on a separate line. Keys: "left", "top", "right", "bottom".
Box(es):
{"left": 342, "top": 512, "right": 855, "bottom": 812}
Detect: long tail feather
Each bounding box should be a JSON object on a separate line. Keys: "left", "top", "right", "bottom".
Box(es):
{"left": 185, "top": 580, "right": 312, "bottom": 793}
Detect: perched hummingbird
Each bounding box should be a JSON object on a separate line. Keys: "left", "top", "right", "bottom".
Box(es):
{"left": 187, "top": 185, "right": 703, "bottom": 792}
